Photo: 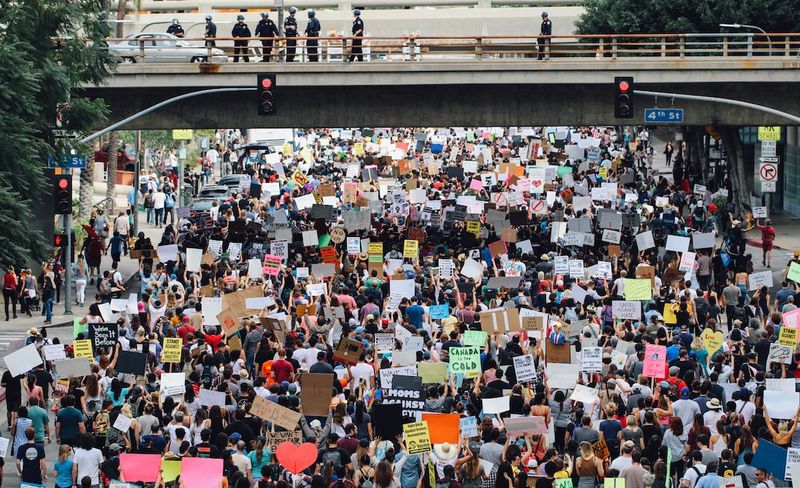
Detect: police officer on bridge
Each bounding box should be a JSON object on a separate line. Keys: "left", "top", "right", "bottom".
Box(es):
{"left": 232, "top": 14, "right": 251, "bottom": 62}
{"left": 538, "top": 11, "right": 552, "bottom": 60}
{"left": 285, "top": 7, "right": 299, "bottom": 62}
{"left": 349, "top": 9, "right": 364, "bottom": 62}
{"left": 204, "top": 15, "right": 217, "bottom": 47}
{"left": 255, "top": 12, "right": 279, "bottom": 62}
{"left": 305, "top": 9, "right": 321, "bottom": 62}
{"left": 166, "top": 19, "right": 185, "bottom": 38}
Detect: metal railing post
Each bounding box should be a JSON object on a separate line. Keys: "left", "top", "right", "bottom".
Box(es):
{"left": 722, "top": 36, "right": 728, "bottom": 57}
{"left": 747, "top": 34, "right": 753, "bottom": 56}
{"left": 598, "top": 38, "right": 604, "bottom": 58}
{"left": 611, "top": 38, "right": 617, "bottom": 59}
{"left": 139, "top": 38, "right": 145, "bottom": 62}
{"left": 475, "top": 37, "right": 482, "bottom": 59}
{"left": 661, "top": 37, "right": 666, "bottom": 57}
{"left": 785, "top": 36, "right": 791, "bottom": 57}
{"left": 679, "top": 37, "right": 685, "bottom": 58}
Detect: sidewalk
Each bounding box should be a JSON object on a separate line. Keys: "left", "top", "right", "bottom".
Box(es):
{"left": 6, "top": 212, "right": 162, "bottom": 332}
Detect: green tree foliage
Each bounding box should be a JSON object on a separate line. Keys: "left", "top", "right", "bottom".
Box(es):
{"left": 0, "top": 0, "right": 115, "bottom": 266}
{"left": 576, "top": 0, "right": 800, "bottom": 35}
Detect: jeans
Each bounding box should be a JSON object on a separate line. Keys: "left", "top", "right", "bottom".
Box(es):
{"left": 146, "top": 207, "right": 154, "bottom": 224}
{"left": 44, "top": 297, "right": 53, "bottom": 322}
{"left": 165, "top": 207, "right": 175, "bottom": 225}
{"left": 3, "top": 289, "right": 17, "bottom": 319}
{"left": 155, "top": 208, "right": 164, "bottom": 226}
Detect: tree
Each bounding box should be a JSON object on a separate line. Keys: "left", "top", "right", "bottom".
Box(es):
{"left": 0, "top": 0, "right": 115, "bottom": 266}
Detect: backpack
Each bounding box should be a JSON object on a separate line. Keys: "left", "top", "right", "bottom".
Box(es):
{"left": 201, "top": 364, "right": 213, "bottom": 387}
{"left": 358, "top": 469, "right": 374, "bottom": 488}
{"left": 322, "top": 449, "right": 343, "bottom": 470}
{"left": 165, "top": 193, "right": 175, "bottom": 208}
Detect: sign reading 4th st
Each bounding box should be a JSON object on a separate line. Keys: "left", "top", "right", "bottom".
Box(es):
{"left": 644, "top": 108, "right": 684, "bottom": 123}
{"left": 48, "top": 154, "right": 87, "bottom": 169}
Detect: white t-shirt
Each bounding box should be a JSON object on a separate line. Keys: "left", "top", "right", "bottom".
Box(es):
{"left": 350, "top": 362, "right": 374, "bottom": 389}
{"left": 74, "top": 447, "right": 104, "bottom": 485}
{"left": 153, "top": 191, "right": 166, "bottom": 209}
{"left": 681, "top": 464, "right": 706, "bottom": 488}
{"left": 611, "top": 455, "right": 633, "bottom": 473}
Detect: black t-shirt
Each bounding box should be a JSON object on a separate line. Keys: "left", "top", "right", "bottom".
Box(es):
{"left": 191, "top": 442, "right": 221, "bottom": 458}
{"left": 2, "top": 371, "right": 22, "bottom": 404}
{"left": 32, "top": 369, "right": 53, "bottom": 399}
{"left": 16, "top": 442, "right": 45, "bottom": 484}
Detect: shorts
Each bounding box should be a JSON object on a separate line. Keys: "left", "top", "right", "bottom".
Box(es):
{"left": 6, "top": 398, "right": 21, "bottom": 412}
{"left": 763, "top": 241, "right": 773, "bottom": 251}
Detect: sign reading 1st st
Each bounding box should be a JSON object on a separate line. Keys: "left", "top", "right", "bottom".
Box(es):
{"left": 644, "top": 108, "right": 684, "bottom": 123}
{"left": 48, "top": 154, "right": 87, "bottom": 169}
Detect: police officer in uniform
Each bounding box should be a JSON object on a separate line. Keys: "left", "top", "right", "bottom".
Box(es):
{"left": 204, "top": 15, "right": 217, "bottom": 47}
{"left": 166, "top": 19, "right": 185, "bottom": 38}
{"left": 305, "top": 10, "right": 321, "bottom": 62}
{"left": 348, "top": 9, "right": 364, "bottom": 62}
{"left": 284, "top": 7, "right": 299, "bottom": 62}
{"left": 538, "top": 11, "right": 552, "bottom": 60}
{"left": 232, "top": 14, "right": 251, "bottom": 62}
{"left": 255, "top": 12, "right": 279, "bottom": 62}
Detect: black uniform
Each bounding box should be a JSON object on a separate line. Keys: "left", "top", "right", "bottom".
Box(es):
{"left": 255, "top": 18, "right": 279, "bottom": 62}
{"left": 538, "top": 18, "right": 552, "bottom": 59}
{"left": 305, "top": 17, "right": 321, "bottom": 62}
{"left": 166, "top": 24, "right": 185, "bottom": 38}
{"left": 284, "top": 16, "right": 298, "bottom": 62}
{"left": 232, "top": 22, "right": 251, "bottom": 62}
{"left": 205, "top": 21, "right": 217, "bottom": 47}
{"left": 349, "top": 17, "right": 364, "bottom": 62}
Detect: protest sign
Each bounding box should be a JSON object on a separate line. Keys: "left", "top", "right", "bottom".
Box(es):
{"left": 73, "top": 339, "right": 94, "bottom": 360}
{"left": 643, "top": 344, "right": 667, "bottom": 379}
{"left": 89, "top": 323, "right": 119, "bottom": 350}
{"left": 53, "top": 358, "right": 92, "bottom": 378}
{"left": 764, "top": 391, "right": 800, "bottom": 419}
{"left": 581, "top": 347, "right": 603, "bottom": 372}
{"left": 383, "top": 376, "right": 425, "bottom": 421}
{"left": 116, "top": 351, "right": 147, "bottom": 376}
{"left": 463, "top": 330, "right": 488, "bottom": 347}
{"left": 449, "top": 346, "right": 481, "bottom": 377}
{"left": 380, "top": 366, "right": 417, "bottom": 389}
{"left": 611, "top": 301, "right": 641, "bottom": 320}
{"left": 768, "top": 343, "right": 794, "bottom": 367}
{"left": 300, "top": 373, "right": 335, "bottom": 416}
{"left": 749, "top": 270, "right": 773, "bottom": 291}
{"left": 250, "top": 396, "right": 303, "bottom": 430}
{"left": 623, "top": 279, "right": 652, "bottom": 300}
{"left": 333, "top": 337, "right": 364, "bottom": 365}
{"left": 479, "top": 307, "right": 522, "bottom": 333}
{"left": 546, "top": 363, "right": 581, "bottom": 389}
{"left": 513, "top": 354, "right": 537, "bottom": 382}
{"left": 162, "top": 338, "right": 183, "bottom": 363}
{"left": 43, "top": 344, "right": 66, "bottom": 361}
{"left": 418, "top": 362, "right": 448, "bottom": 384}
{"left": 504, "top": 416, "right": 548, "bottom": 436}
{"left": 481, "top": 396, "right": 510, "bottom": 415}
{"left": 403, "top": 421, "right": 432, "bottom": 454}
{"left": 460, "top": 416, "right": 479, "bottom": 438}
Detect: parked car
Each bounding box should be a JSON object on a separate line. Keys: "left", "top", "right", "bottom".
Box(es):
{"left": 109, "top": 32, "right": 228, "bottom": 64}
{"left": 216, "top": 174, "right": 248, "bottom": 194}
{"left": 190, "top": 198, "right": 216, "bottom": 212}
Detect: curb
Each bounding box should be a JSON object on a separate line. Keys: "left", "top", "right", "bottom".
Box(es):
{"left": 746, "top": 238, "right": 788, "bottom": 251}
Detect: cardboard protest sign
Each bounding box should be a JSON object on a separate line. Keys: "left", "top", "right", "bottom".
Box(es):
{"left": 592, "top": 439, "right": 610, "bottom": 459}
{"left": 547, "top": 342, "right": 571, "bottom": 364}
{"left": 162, "top": 338, "right": 183, "bottom": 363}
{"left": 420, "top": 413, "right": 460, "bottom": 444}
{"left": 479, "top": 307, "right": 522, "bottom": 333}
{"left": 643, "top": 344, "right": 667, "bottom": 379}
{"left": 300, "top": 373, "right": 334, "bottom": 416}
{"left": 73, "top": 339, "right": 94, "bottom": 360}
{"left": 217, "top": 308, "right": 242, "bottom": 337}
{"left": 418, "top": 362, "right": 448, "bottom": 384}
{"left": 115, "top": 350, "right": 147, "bottom": 376}
{"left": 53, "top": 358, "right": 92, "bottom": 378}
{"left": 250, "top": 396, "right": 303, "bottom": 430}
{"left": 333, "top": 337, "right": 364, "bottom": 365}
{"left": 403, "top": 421, "right": 432, "bottom": 454}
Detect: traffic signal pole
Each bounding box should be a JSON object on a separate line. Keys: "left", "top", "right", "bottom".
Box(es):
{"left": 633, "top": 89, "right": 800, "bottom": 124}
{"left": 64, "top": 170, "right": 72, "bottom": 316}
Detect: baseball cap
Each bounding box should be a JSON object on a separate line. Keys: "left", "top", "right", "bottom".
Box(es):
{"left": 680, "top": 387, "right": 690, "bottom": 399}
{"left": 230, "top": 433, "right": 242, "bottom": 441}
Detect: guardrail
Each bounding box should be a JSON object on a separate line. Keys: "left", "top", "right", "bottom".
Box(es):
{"left": 102, "top": 33, "right": 800, "bottom": 64}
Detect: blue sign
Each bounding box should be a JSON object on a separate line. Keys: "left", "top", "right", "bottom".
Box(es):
{"left": 48, "top": 154, "right": 87, "bottom": 169}
{"left": 644, "top": 108, "right": 684, "bottom": 123}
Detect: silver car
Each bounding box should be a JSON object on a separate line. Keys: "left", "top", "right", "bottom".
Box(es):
{"left": 109, "top": 32, "right": 228, "bottom": 63}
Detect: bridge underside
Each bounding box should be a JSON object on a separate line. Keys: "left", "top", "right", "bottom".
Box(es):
{"left": 86, "top": 60, "right": 800, "bottom": 128}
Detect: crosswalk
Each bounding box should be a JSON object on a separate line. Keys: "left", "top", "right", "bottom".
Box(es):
{"left": 0, "top": 330, "right": 31, "bottom": 355}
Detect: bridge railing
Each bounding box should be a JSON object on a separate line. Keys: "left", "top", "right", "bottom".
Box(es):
{"left": 101, "top": 33, "right": 800, "bottom": 64}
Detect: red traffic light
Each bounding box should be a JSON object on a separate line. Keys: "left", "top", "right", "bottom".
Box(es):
{"left": 618, "top": 80, "right": 630, "bottom": 92}
{"left": 54, "top": 235, "right": 62, "bottom": 246}
{"left": 57, "top": 178, "right": 69, "bottom": 189}
{"left": 261, "top": 78, "right": 273, "bottom": 89}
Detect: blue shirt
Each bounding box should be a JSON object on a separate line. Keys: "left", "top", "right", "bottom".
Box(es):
{"left": 405, "top": 304, "right": 425, "bottom": 328}
{"left": 55, "top": 459, "right": 74, "bottom": 487}
{"left": 695, "top": 472, "right": 721, "bottom": 488}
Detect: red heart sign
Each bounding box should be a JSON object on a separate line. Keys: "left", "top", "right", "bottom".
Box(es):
{"left": 276, "top": 441, "right": 318, "bottom": 474}
{"left": 532, "top": 179, "right": 543, "bottom": 188}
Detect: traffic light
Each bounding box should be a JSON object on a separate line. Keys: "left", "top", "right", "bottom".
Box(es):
{"left": 54, "top": 233, "right": 67, "bottom": 250}
{"left": 54, "top": 175, "right": 72, "bottom": 215}
{"left": 257, "top": 73, "right": 276, "bottom": 116}
{"left": 614, "top": 76, "right": 634, "bottom": 118}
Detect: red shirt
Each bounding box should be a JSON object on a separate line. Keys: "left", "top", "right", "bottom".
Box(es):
{"left": 271, "top": 358, "right": 294, "bottom": 383}
{"left": 177, "top": 324, "right": 196, "bottom": 344}
{"left": 205, "top": 333, "right": 223, "bottom": 352}
{"left": 3, "top": 273, "right": 17, "bottom": 290}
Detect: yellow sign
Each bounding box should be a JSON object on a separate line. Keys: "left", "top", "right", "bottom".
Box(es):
{"left": 162, "top": 337, "right": 183, "bottom": 363}
{"left": 623, "top": 278, "right": 652, "bottom": 301}
{"left": 292, "top": 170, "right": 308, "bottom": 186}
{"left": 599, "top": 167, "right": 608, "bottom": 179}
{"left": 282, "top": 143, "right": 293, "bottom": 155}
{"left": 354, "top": 143, "right": 365, "bottom": 156}
{"left": 369, "top": 242, "right": 383, "bottom": 255}
{"left": 73, "top": 339, "right": 93, "bottom": 360}
{"left": 758, "top": 126, "right": 781, "bottom": 141}
{"left": 171, "top": 129, "right": 193, "bottom": 140}
{"left": 779, "top": 326, "right": 798, "bottom": 347}
{"left": 466, "top": 221, "right": 481, "bottom": 236}
{"left": 700, "top": 328, "right": 724, "bottom": 355}
{"left": 403, "top": 239, "right": 419, "bottom": 258}
{"left": 403, "top": 421, "right": 432, "bottom": 454}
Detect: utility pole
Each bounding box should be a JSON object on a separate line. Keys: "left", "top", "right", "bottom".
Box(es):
{"left": 133, "top": 129, "right": 141, "bottom": 235}
{"left": 178, "top": 141, "right": 186, "bottom": 206}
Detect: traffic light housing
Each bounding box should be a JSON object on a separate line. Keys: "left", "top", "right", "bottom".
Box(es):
{"left": 54, "top": 233, "right": 67, "bottom": 250}
{"left": 614, "top": 76, "right": 634, "bottom": 118}
{"left": 257, "top": 73, "right": 277, "bottom": 116}
{"left": 54, "top": 175, "right": 72, "bottom": 215}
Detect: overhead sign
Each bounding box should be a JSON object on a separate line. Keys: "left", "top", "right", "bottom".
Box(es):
{"left": 644, "top": 108, "right": 684, "bottom": 123}
{"left": 760, "top": 162, "right": 778, "bottom": 182}
{"left": 48, "top": 154, "right": 87, "bottom": 169}
{"left": 758, "top": 126, "right": 781, "bottom": 141}
{"left": 172, "top": 129, "right": 193, "bottom": 140}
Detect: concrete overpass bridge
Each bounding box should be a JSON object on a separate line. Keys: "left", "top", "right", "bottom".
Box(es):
{"left": 86, "top": 34, "right": 800, "bottom": 129}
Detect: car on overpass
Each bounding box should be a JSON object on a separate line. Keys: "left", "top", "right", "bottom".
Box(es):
{"left": 108, "top": 32, "right": 228, "bottom": 64}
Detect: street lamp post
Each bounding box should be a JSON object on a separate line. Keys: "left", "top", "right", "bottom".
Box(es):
{"left": 719, "top": 23, "right": 772, "bottom": 56}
